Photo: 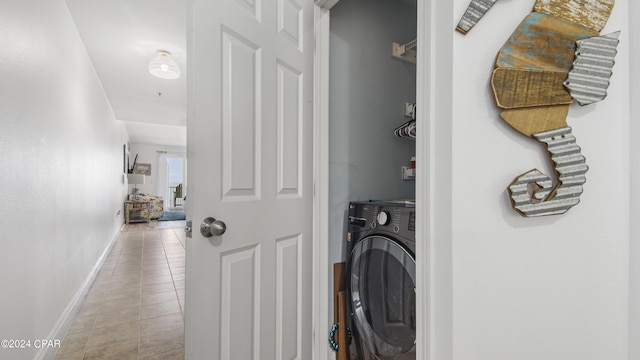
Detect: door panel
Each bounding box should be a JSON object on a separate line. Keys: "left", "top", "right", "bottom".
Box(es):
{"left": 279, "top": 0, "right": 303, "bottom": 50}
{"left": 276, "top": 61, "right": 302, "bottom": 198}
{"left": 186, "top": 0, "right": 313, "bottom": 358}
{"left": 235, "top": 0, "right": 261, "bottom": 20}
{"left": 275, "top": 234, "right": 302, "bottom": 359}
{"left": 220, "top": 245, "right": 261, "bottom": 360}
{"left": 221, "top": 29, "right": 261, "bottom": 201}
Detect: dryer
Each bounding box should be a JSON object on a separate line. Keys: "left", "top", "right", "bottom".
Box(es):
{"left": 345, "top": 200, "right": 416, "bottom": 360}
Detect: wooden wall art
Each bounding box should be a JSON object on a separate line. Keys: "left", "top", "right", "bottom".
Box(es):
{"left": 456, "top": 0, "right": 620, "bottom": 217}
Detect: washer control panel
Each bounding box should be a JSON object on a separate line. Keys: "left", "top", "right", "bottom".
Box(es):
{"left": 349, "top": 200, "right": 415, "bottom": 238}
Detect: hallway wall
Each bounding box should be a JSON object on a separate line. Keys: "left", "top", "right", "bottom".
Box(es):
{"left": 0, "top": 0, "right": 129, "bottom": 359}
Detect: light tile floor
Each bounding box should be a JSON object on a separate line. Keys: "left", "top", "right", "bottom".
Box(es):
{"left": 54, "top": 220, "right": 187, "bottom": 360}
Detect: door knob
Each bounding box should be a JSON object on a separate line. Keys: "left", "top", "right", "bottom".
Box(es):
{"left": 200, "top": 217, "right": 227, "bottom": 237}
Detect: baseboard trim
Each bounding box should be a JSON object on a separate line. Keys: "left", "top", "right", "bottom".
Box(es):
{"left": 35, "top": 230, "right": 119, "bottom": 360}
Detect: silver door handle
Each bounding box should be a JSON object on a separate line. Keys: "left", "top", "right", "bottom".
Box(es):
{"left": 200, "top": 217, "right": 227, "bottom": 237}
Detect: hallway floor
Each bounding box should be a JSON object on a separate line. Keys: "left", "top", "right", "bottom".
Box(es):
{"left": 53, "top": 220, "right": 187, "bottom": 360}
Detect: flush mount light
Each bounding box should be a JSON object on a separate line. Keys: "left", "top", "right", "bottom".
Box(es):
{"left": 148, "top": 50, "right": 180, "bottom": 79}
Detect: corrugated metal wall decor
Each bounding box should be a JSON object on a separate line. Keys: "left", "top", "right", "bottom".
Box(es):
{"left": 456, "top": 0, "right": 498, "bottom": 34}
{"left": 456, "top": 0, "right": 620, "bottom": 217}
{"left": 564, "top": 31, "right": 620, "bottom": 105}
{"left": 508, "top": 127, "right": 588, "bottom": 217}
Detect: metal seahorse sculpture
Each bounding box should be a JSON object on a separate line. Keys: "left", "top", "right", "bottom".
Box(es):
{"left": 457, "top": 0, "right": 620, "bottom": 217}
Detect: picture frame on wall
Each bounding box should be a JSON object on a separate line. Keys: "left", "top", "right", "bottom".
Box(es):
{"left": 134, "top": 163, "right": 151, "bottom": 176}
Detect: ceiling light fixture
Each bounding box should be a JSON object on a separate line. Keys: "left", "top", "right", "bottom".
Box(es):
{"left": 148, "top": 50, "right": 180, "bottom": 80}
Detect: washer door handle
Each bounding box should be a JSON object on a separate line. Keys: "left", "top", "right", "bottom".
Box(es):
{"left": 349, "top": 216, "right": 367, "bottom": 227}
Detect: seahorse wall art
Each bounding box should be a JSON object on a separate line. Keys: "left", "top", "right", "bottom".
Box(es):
{"left": 456, "top": 0, "right": 621, "bottom": 217}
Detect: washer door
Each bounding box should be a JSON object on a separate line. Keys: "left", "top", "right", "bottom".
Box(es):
{"left": 349, "top": 235, "right": 416, "bottom": 357}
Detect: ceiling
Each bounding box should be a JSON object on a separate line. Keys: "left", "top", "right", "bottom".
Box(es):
{"left": 64, "top": 0, "right": 416, "bottom": 148}
{"left": 66, "top": 0, "right": 187, "bottom": 147}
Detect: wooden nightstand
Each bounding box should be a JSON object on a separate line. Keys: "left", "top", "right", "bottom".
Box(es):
{"left": 125, "top": 201, "right": 150, "bottom": 224}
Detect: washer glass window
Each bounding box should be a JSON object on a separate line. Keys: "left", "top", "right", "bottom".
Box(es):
{"left": 350, "top": 235, "right": 416, "bottom": 357}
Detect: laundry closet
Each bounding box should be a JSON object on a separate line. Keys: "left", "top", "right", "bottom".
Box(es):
{"left": 327, "top": 0, "right": 417, "bottom": 276}
{"left": 327, "top": 0, "right": 418, "bottom": 358}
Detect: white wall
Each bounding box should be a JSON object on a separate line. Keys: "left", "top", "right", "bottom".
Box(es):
{"left": 627, "top": 0, "right": 640, "bottom": 358}
{"left": 0, "top": 1, "right": 129, "bottom": 359}
{"left": 129, "top": 143, "right": 186, "bottom": 203}
{"left": 447, "top": 1, "right": 631, "bottom": 359}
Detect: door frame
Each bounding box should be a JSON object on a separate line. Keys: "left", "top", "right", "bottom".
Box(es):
{"left": 312, "top": 5, "right": 332, "bottom": 360}
{"left": 312, "top": 1, "right": 454, "bottom": 359}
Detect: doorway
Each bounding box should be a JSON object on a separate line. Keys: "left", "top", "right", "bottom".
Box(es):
{"left": 327, "top": 1, "right": 417, "bottom": 358}
{"left": 157, "top": 152, "right": 186, "bottom": 210}
{"left": 327, "top": 0, "right": 417, "bottom": 264}
{"left": 314, "top": 0, "right": 451, "bottom": 359}
{"left": 166, "top": 156, "right": 185, "bottom": 209}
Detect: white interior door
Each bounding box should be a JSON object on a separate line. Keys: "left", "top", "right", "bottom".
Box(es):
{"left": 185, "top": 0, "right": 314, "bottom": 358}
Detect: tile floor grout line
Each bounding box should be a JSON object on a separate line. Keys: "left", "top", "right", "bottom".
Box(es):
{"left": 54, "top": 221, "right": 186, "bottom": 360}
{"left": 138, "top": 229, "right": 146, "bottom": 360}
{"left": 165, "top": 229, "right": 184, "bottom": 315}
